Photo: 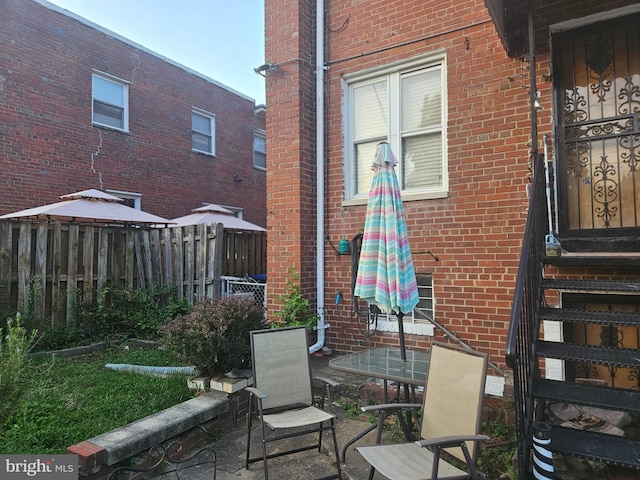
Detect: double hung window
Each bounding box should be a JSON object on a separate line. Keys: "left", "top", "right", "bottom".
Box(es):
{"left": 192, "top": 109, "right": 216, "bottom": 155}
{"left": 92, "top": 72, "right": 128, "bottom": 131}
{"left": 344, "top": 54, "right": 447, "bottom": 202}
{"left": 254, "top": 131, "right": 266, "bottom": 169}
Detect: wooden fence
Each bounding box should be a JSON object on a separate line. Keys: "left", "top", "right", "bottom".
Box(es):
{"left": 0, "top": 220, "right": 266, "bottom": 326}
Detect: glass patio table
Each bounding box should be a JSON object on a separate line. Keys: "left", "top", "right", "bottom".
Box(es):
{"left": 328, "top": 347, "right": 430, "bottom": 461}
{"left": 329, "top": 346, "right": 429, "bottom": 387}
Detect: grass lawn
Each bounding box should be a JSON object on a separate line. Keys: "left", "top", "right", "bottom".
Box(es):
{"left": 0, "top": 347, "right": 193, "bottom": 454}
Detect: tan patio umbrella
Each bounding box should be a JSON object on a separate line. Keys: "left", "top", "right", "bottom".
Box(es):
{"left": 0, "top": 189, "right": 172, "bottom": 226}
{"left": 169, "top": 204, "right": 266, "bottom": 231}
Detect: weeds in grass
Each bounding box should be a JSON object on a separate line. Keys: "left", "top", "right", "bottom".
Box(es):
{"left": 335, "top": 398, "right": 364, "bottom": 420}
{"left": 31, "top": 285, "right": 191, "bottom": 352}
{"left": 0, "top": 313, "right": 43, "bottom": 425}
{"left": 478, "top": 402, "right": 517, "bottom": 480}
{"left": 0, "top": 347, "right": 192, "bottom": 454}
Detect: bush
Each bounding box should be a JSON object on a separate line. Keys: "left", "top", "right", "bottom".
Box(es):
{"left": 159, "top": 296, "right": 265, "bottom": 376}
{"left": 89, "top": 285, "right": 191, "bottom": 341}
{"left": 0, "top": 314, "right": 40, "bottom": 424}
{"left": 274, "top": 266, "right": 318, "bottom": 330}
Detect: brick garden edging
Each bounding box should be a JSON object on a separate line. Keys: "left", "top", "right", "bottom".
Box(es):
{"left": 67, "top": 389, "right": 250, "bottom": 480}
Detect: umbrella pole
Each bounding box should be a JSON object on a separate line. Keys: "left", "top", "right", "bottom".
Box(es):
{"left": 397, "top": 312, "right": 415, "bottom": 439}
{"left": 398, "top": 312, "right": 407, "bottom": 362}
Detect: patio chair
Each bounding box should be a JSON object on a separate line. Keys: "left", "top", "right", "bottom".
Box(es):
{"left": 356, "top": 341, "right": 489, "bottom": 480}
{"left": 245, "top": 326, "right": 343, "bottom": 480}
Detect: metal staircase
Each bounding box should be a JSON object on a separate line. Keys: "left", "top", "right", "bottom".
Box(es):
{"left": 535, "top": 277, "right": 640, "bottom": 469}
{"left": 506, "top": 157, "right": 640, "bottom": 478}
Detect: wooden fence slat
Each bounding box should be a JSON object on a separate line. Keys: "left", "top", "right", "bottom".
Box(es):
{"left": 172, "top": 227, "right": 184, "bottom": 300}
{"left": 142, "top": 230, "right": 153, "bottom": 288}
{"left": 134, "top": 232, "right": 146, "bottom": 290}
{"left": 208, "top": 223, "right": 224, "bottom": 300}
{"left": 126, "top": 230, "right": 135, "bottom": 289}
{"left": 112, "top": 229, "right": 122, "bottom": 288}
{"left": 196, "top": 223, "right": 206, "bottom": 300}
{"left": 185, "top": 226, "right": 194, "bottom": 303}
{"left": 35, "top": 223, "right": 47, "bottom": 320}
{"left": 150, "top": 229, "right": 161, "bottom": 286}
{"left": 83, "top": 226, "right": 95, "bottom": 305}
{"left": 66, "top": 224, "right": 79, "bottom": 325}
{"left": 51, "top": 222, "right": 63, "bottom": 325}
{"left": 0, "top": 222, "right": 12, "bottom": 314}
{"left": 161, "top": 228, "right": 172, "bottom": 288}
{"left": 97, "top": 228, "right": 108, "bottom": 293}
{"left": 17, "top": 222, "right": 32, "bottom": 314}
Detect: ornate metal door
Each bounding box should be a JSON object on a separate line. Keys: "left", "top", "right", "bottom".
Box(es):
{"left": 554, "top": 15, "right": 640, "bottom": 237}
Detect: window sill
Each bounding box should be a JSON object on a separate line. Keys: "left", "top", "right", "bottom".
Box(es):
{"left": 342, "top": 189, "right": 449, "bottom": 207}
{"left": 373, "top": 319, "right": 434, "bottom": 336}
{"left": 192, "top": 149, "right": 216, "bottom": 158}
{"left": 92, "top": 123, "right": 129, "bottom": 135}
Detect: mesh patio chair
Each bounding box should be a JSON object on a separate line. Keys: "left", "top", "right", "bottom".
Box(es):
{"left": 356, "top": 341, "right": 489, "bottom": 480}
{"left": 245, "top": 326, "right": 343, "bottom": 480}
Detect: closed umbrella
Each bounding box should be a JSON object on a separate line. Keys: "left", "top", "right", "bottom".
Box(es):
{"left": 354, "top": 142, "right": 419, "bottom": 361}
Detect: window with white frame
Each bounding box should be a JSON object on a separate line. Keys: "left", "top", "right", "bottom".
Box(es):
{"left": 107, "top": 189, "right": 141, "bottom": 209}
{"left": 372, "top": 273, "right": 435, "bottom": 336}
{"left": 92, "top": 72, "right": 128, "bottom": 131}
{"left": 254, "top": 131, "right": 266, "bottom": 169}
{"left": 344, "top": 54, "right": 447, "bottom": 201}
{"left": 192, "top": 109, "right": 215, "bottom": 155}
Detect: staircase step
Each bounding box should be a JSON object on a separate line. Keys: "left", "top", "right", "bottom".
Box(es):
{"left": 542, "top": 278, "right": 640, "bottom": 293}
{"left": 533, "top": 378, "right": 640, "bottom": 413}
{"left": 544, "top": 253, "right": 640, "bottom": 267}
{"left": 539, "top": 307, "right": 640, "bottom": 327}
{"left": 549, "top": 426, "right": 640, "bottom": 469}
{"left": 537, "top": 341, "right": 640, "bottom": 369}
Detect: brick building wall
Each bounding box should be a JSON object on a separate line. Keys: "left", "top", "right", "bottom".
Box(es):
{"left": 265, "top": 0, "right": 536, "bottom": 371}
{"left": 0, "top": 0, "right": 266, "bottom": 227}
{"left": 264, "top": 0, "right": 318, "bottom": 309}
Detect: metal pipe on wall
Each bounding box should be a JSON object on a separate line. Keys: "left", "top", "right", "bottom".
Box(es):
{"left": 310, "top": 0, "right": 327, "bottom": 354}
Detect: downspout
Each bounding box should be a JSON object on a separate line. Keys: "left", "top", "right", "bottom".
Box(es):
{"left": 310, "top": 0, "right": 326, "bottom": 354}
{"left": 528, "top": 1, "right": 538, "bottom": 156}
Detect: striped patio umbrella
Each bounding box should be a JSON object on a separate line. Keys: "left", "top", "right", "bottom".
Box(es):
{"left": 354, "top": 142, "right": 419, "bottom": 361}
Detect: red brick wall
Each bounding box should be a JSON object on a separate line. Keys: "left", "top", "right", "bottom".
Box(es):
{"left": 264, "top": 0, "right": 319, "bottom": 313}
{"left": 266, "top": 0, "right": 534, "bottom": 371}
{"left": 0, "top": 0, "right": 266, "bottom": 227}
{"left": 265, "top": 0, "right": 639, "bottom": 371}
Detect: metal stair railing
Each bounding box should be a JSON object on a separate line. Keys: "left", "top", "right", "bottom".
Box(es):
{"left": 506, "top": 154, "right": 547, "bottom": 479}
{"left": 413, "top": 307, "right": 505, "bottom": 376}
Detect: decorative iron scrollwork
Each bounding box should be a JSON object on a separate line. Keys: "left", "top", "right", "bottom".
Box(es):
{"left": 564, "top": 87, "right": 587, "bottom": 123}
{"left": 592, "top": 155, "right": 619, "bottom": 228}
{"left": 588, "top": 36, "right": 614, "bottom": 102}
{"left": 565, "top": 143, "right": 590, "bottom": 178}
{"left": 618, "top": 77, "right": 640, "bottom": 115}
{"left": 619, "top": 134, "right": 640, "bottom": 172}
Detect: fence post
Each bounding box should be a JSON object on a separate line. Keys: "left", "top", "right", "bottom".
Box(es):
{"left": 532, "top": 421, "right": 554, "bottom": 480}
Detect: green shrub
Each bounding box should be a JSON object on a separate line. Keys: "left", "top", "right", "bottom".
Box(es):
{"left": 273, "top": 266, "right": 318, "bottom": 330}
{"left": 159, "top": 296, "right": 265, "bottom": 376}
{"left": 88, "top": 285, "right": 190, "bottom": 341}
{"left": 34, "top": 324, "right": 93, "bottom": 352}
{"left": 0, "top": 314, "right": 40, "bottom": 424}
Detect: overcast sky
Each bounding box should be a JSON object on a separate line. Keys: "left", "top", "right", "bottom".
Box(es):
{"left": 45, "top": 0, "right": 266, "bottom": 104}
